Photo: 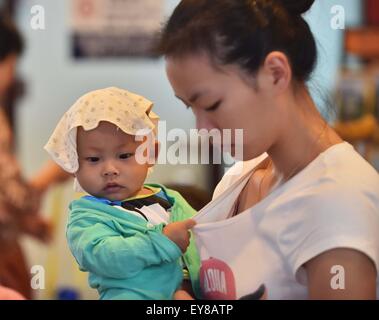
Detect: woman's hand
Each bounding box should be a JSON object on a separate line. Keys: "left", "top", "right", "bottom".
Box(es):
{"left": 29, "top": 161, "right": 71, "bottom": 195}
{"left": 163, "top": 219, "right": 196, "bottom": 252}
{"left": 17, "top": 213, "right": 53, "bottom": 243}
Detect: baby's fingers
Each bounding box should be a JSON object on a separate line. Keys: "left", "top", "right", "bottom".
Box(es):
{"left": 181, "top": 219, "right": 196, "bottom": 230}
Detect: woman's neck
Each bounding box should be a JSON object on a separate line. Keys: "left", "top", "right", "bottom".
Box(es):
{"left": 267, "top": 88, "right": 342, "bottom": 182}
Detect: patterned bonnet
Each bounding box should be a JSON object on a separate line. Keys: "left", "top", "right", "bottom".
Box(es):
{"left": 44, "top": 87, "right": 159, "bottom": 175}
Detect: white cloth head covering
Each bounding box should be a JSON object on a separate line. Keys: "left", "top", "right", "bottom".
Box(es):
{"left": 44, "top": 87, "right": 159, "bottom": 190}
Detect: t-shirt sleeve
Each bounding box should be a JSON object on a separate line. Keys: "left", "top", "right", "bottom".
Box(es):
{"left": 278, "top": 188, "right": 379, "bottom": 285}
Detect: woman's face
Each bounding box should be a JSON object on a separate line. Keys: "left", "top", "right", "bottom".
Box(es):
{"left": 166, "top": 53, "right": 281, "bottom": 161}
{"left": 0, "top": 54, "right": 17, "bottom": 98}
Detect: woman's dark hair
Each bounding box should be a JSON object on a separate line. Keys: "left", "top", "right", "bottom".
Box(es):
{"left": 157, "top": 0, "right": 317, "bottom": 82}
{"left": 0, "top": 15, "right": 24, "bottom": 62}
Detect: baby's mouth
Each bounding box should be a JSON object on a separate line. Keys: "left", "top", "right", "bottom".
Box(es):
{"left": 103, "top": 183, "right": 124, "bottom": 193}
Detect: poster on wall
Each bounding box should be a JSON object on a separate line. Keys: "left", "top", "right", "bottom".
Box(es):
{"left": 70, "top": 0, "right": 165, "bottom": 58}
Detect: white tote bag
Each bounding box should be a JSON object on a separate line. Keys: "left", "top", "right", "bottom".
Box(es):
{"left": 192, "top": 164, "right": 267, "bottom": 300}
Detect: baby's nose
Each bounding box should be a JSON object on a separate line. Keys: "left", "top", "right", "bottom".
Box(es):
{"left": 103, "top": 170, "right": 118, "bottom": 177}
{"left": 102, "top": 163, "right": 119, "bottom": 177}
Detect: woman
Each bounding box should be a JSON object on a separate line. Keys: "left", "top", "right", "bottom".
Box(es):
{"left": 0, "top": 15, "right": 52, "bottom": 299}
{"left": 0, "top": 13, "right": 72, "bottom": 300}
{"left": 157, "top": 0, "right": 379, "bottom": 299}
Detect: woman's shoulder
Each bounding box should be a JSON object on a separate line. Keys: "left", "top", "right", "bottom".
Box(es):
{"left": 214, "top": 142, "right": 379, "bottom": 212}
{"left": 280, "top": 161, "right": 379, "bottom": 284}
{"left": 283, "top": 142, "right": 379, "bottom": 212}
{"left": 277, "top": 143, "right": 379, "bottom": 246}
{"left": 314, "top": 142, "right": 379, "bottom": 194}
{"left": 275, "top": 144, "right": 379, "bottom": 280}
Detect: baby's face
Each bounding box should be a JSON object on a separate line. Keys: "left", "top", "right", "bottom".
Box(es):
{"left": 76, "top": 121, "right": 151, "bottom": 201}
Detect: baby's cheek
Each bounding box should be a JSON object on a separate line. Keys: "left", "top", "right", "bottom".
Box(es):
{"left": 128, "top": 166, "right": 148, "bottom": 185}
{"left": 76, "top": 167, "right": 97, "bottom": 187}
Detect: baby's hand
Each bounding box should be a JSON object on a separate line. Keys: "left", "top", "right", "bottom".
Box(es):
{"left": 174, "top": 289, "right": 194, "bottom": 300}
{"left": 163, "top": 219, "right": 196, "bottom": 253}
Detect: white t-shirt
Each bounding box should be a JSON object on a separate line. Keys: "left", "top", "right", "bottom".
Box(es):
{"left": 197, "top": 142, "right": 379, "bottom": 299}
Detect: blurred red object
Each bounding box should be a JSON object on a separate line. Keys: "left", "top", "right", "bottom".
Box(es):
{"left": 0, "top": 286, "right": 25, "bottom": 300}
{"left": 366, "top": 0, "right": 379, "bottom": 26}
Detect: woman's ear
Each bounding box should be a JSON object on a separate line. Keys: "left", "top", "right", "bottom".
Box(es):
{"left": 258, "top": 51, "right": 292, "bottom": 94}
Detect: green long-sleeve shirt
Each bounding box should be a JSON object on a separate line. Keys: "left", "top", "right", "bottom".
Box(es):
{"left": 67, "top": 184, "right": 201, "bottom": 300}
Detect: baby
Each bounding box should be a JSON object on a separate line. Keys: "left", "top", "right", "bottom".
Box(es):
{"left": 45, "top": 87, "right": 200, "bottom": 300}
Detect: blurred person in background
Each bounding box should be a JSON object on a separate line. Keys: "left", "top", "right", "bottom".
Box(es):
{"left": 0, "top": 15, "right": 69, "bottom": 300}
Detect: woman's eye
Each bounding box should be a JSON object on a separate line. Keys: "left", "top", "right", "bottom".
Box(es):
{"left": 86, "top": 157, "right": 100, "bottom": 163}
{"left": 119, "top": 153, "right": 133, "bottom": 159}
{"left": 205, "top": 101, "right": 221, "bottom": 112}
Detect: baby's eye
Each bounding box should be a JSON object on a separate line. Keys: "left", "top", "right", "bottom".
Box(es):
{"left": 119, "top": 153, "right": 133, "bottom": 160}
{"left": 86, "top": 157, "right": 100, "bottom": 163}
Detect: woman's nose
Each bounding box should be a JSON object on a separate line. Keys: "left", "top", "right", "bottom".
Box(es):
{"left": 195, "top": 111, "right": 215, "bottom": 131}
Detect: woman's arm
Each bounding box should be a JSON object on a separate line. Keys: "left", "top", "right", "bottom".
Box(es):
{"left": 29, "top": 161, "right": 71, "bottom": 194}
{"left": 0, "top": 109, "right": 51, "bottom": 242}
{"left": 0, "top": 144, "right": 38, "bottom": 214}
{"left": 305, "top": 248, "right": 377, "bottom": 299}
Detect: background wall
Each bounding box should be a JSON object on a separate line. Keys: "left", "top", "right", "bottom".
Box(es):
{"left": 16, "top": 0, "right": 207, "bottom": 186}
{"left": 305, "top": 0, "right": 362, "bottom": 118}
{"left": 13, "top": 0, "right": 362, "bottom": 299}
